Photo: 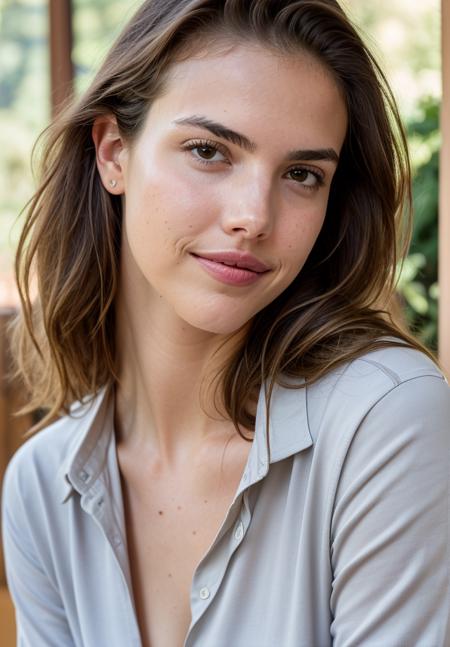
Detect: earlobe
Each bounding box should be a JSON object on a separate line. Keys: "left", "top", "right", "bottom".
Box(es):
{"left": 92, "top": 115, "right": 126, "bottom": 194}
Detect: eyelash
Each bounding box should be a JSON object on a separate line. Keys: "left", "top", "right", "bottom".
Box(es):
{"left": 182, "top": 139, "right": 229, "bottom": 165}
{"left": 181, "top": 138, "right": 325, "bottom": 190}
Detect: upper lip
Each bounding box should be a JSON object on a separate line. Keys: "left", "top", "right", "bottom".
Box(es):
{"left": 192, "top": 250, "right": 271, "bottom": 273}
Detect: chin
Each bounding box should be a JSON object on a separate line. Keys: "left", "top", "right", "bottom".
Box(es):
{"left": 179, "top": 307, "right": 255, "bottom": 336}
{"left": 188, "top": 317, "right": 251, "bottom": 336}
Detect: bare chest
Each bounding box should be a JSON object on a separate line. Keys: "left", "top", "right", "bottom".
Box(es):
{"left": 119, "top": 443, "right": 251, "bottom": 647}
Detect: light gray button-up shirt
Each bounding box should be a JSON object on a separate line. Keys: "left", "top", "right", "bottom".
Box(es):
{"left": 2, "top": 345, "right": 450, "bottom": 646}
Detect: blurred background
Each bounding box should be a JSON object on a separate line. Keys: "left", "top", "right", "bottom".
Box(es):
{"left": 0, "top": 0, "right": 445, "bottom": 642}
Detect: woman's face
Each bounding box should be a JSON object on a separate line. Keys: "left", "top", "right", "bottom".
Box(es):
{"left": 117, "top": 42, "right": 347, "bottom": 335}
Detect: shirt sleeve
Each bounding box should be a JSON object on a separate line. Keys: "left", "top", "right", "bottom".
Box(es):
{"left": 1, "top": 454, "right": 76, "bottom": 647}
{"left": 330, "top": 374, "right": 450, "bottom": 646}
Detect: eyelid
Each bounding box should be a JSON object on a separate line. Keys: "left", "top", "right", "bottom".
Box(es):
{"left": 181, "top": 138, "right": 230, "bottom": 160}
{"left": 284, "top": 164, "right": 326, "bottom": 192}
{"left": 287, "top": 163, "right": 325, "bottom": 180}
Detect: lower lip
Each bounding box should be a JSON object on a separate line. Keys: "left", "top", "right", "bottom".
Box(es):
{"left": 192, "top": 255, "right": 267, "bottom": 286}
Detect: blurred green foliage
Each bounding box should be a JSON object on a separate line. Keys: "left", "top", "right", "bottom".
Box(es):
{"left": 73, "top": 0, "right": 140, "bottom": 94}
{"left": 397, "top": 98, "right": 440, "bottom": 349}
{"left": 0, "top": 0, "right": 133, "bottom": 272}
{"left": 0, "top": 0, "right": 48, "bottom": 273}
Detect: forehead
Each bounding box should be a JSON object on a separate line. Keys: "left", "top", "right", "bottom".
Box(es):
{"left": 141, "top": 41, "right": 348, "bottom": 152}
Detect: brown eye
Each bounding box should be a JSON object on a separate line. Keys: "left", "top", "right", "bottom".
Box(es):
{"left": 185, "top": 140, "right": 228, "bottom": 164}
{"left": 290, "top": 169, "right": 309, "bottom": 182}
{"left": 287, "top": 167, "right": 324, "bottom": 189}
{"left": 196, "top": 145, "right": 217, "bottom": 160}
{"left": 183, "top": 139, "right": 229, "bottom": 165}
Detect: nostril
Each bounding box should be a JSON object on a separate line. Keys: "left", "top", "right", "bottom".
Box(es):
{"left": 224, "top": 210, "right": 273, "bottom": 239}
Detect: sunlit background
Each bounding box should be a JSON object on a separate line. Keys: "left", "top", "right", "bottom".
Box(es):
{"left": 0, "top": 0, "right": 442, "bottom": 347}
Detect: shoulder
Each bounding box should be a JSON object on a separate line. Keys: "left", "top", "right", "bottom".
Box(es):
{"left": 2, "top": 391, "right": 106, "bottom": 514}
{"left": 299, "top": 344, "right": 450, "bottom": 529}
{"left": 346, "top": 342, "right": 444, "bottom": 385}
{"left": 1, "top": 415, "right": 77, "bottom": 560}
{"left": 326, "top": 349, "right": 450, "bottom": 643}
{"left": 302, "top": 343, "right": 450, "bottom": 486}
{"left": 306, "top": 342, "right": 448, "bottom": 439}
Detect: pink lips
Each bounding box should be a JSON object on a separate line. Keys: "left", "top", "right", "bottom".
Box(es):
{"left": 191, "top": 251, "right": 270, "bottom": 286}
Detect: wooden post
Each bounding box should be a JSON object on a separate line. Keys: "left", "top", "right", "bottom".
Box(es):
{"left": 440, "top": 0, "right": 450, "bottom": 377}
{"left": 49, "top": 0, "right": 74, "bottom": 116}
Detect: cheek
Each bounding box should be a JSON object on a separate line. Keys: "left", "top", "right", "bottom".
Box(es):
{"left": 125, "top": 162, "right": 216, "bottom": 241}
{"left": 280, "top": 204, "right": 327, "bottom": 268}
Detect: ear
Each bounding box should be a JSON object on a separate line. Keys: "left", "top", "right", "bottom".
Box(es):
{"left": 92, "top": 115, "right": 127, "bottom": 195}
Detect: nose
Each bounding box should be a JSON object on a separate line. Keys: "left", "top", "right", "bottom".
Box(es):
{"left": 220, "top": 173, "right": 274, "bottom": 240}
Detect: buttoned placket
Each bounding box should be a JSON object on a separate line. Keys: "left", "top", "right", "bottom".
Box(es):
{"left": 63, "top": 391, "right": 137, "bottom": 620}
{"left": 183, "top": 390, "right": 276, "bottom": 645}
{"left": 72, "top": 461, "right": 142, "bottom": 647}
{"left": 186, "top": 494, "right": 246, "bottom": 623}
{"left": 183, "top": 466, "right": 261, "bottom": 647}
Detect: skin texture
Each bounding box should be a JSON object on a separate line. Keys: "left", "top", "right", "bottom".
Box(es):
{"left": 121, "top": 46, "right": 344, "bottom": 335}
{"left": 93, "top": 42, "right": 347, "bottom": 461}
{"left": 92, "top": 41, "right": 348, "bottom": 647}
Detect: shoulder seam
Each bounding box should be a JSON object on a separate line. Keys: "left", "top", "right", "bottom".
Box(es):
{"left": 357, "top": 357, "right": 444, "bottom": 387}
{"left": 358, "top": 358, "right": 401, "bottom": 385}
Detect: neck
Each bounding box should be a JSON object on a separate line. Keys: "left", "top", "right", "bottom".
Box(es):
{"left": 113, "top": 284, "right": 248, "bottom": 467}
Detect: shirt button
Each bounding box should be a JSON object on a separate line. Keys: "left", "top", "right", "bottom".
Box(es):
{"left": 234, "top": 521, "right": 244, "bottom": 542}
{"left": 112, "top": 534, "right": 122, "bottom": 547}
{"left": 199, "top": 587, "right": 210, "bottom": 600}
{"left": 79, "top": 470, "right": 89, "bottom": 482}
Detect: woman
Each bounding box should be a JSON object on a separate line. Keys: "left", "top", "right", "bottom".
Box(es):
{"left": 2, "top": 0, "right": 449, "bottom": 645}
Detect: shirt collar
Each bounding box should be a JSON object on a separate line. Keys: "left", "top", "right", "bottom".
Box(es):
{"left": 56, "top": 379, "right": 313, "bottom": 504}
{"left": 245, "top": 377, "right": 313, "bottom": 483}
{"left": 56, "top": 385, "right": 114, "bottom": 503}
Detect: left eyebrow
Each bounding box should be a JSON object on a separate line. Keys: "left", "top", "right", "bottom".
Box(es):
{"left": 285, "top": 148, "right": 339, "bottom": 164}
{"left": 172, "top": 115, "right": 340, "bottom": 164}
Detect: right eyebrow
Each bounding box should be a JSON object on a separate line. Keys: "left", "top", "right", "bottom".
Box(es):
{"left": 173, "top": 115, "right": 256, "bottom": 152}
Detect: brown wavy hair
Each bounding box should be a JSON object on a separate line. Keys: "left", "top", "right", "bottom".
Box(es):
{"left": 12, "top": 0, "right": 435, "bottom": 433}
